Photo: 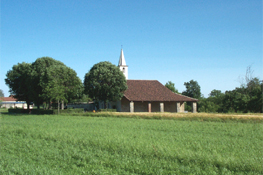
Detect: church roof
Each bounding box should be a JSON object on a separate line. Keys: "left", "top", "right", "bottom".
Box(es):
{"left": 118, "top": 49, "right": 126, "bottom": 66}
{"left": 123, "top": 80, "right": 198, "bottom": 102}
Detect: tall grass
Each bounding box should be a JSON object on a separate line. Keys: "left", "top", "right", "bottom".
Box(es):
{"left": 1, "top": 114, "right": 262, "bottom": 174}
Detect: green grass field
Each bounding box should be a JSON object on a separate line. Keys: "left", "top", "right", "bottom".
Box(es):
{"left": 1, "top": 113, "right": 262, "bottom": 174}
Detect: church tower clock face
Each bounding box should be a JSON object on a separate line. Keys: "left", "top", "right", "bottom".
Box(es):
{"left": 118, "top": 49, "right": 128, "bottom": 79}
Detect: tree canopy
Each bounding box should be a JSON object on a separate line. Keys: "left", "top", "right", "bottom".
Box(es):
{"left": 41, "top": 65, "right": 83, "bottom": 104}
{"left": 182, "top": 80, "right": 201, "bottom": 99}
{"left": 5, "top": 58, "right": 262, "bottom": 113}
{"left": 198, "top": 67, "right": 262, "bottom": 113}
{"left": 84, "top": 61, "right": 127, "bottom": 108}
{"left": 5, "top": 57, "right": 83, "bottom": 110}
{"left": 31, "top": 57, "right": 66, "bottom": 108}
{"left": 165, "top": 81, "right": 179, "bottom": 93}
{"left": 5, "top": 62, "right": 34, "bottom": 109}
{"left": 0, "top": 89, "right": 4, "bottom": 97}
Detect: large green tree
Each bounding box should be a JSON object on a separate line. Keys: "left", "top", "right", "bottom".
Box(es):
{"left": 5, "top": 62, "right": 34, "bottom": 109}
{"left": 84, "top": 61, "right": 127, "bottom": 108}
{"left": 31, "top": 57, "right": 65, "bottom": 108}
{"left": 182, "top": 80, "right": 201, "bottom": 99}
{"left": 165, "top": 81, "right": 179, "bottom": 93}
{"left": 41, "top": 65, "right": 83, "bottom": 111}
{"left": 182, "top": 80, "right": 201, "bottom": 111}
{"left": 5, "top": 57, "right": 83, "bottom": 110}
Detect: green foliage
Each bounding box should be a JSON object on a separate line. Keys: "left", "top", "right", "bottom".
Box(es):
{"left": 0, "top": 89, "right": 3, "bottom": 107}
{"left": 199, "top": 90, "right": 225, "bottom": 113}
{"left": 5, "top": 62, "right": 34, "bottom": 109}
{"left": 1, "top": 115, "right": 262, "bottom": 174}
{"left": 71, "top": 94, "right": 92, "bottom": 103}
{"left": 198, "top": 71, "right": 262, "bottom": 113}
{"left": 8, "top": 108, "right": 54, "bottom": 114}
{"left": 182, "top": 80, "right": 201, "bottom": 111}
{"left": 165, "top": 81, "right": 179, "bottom": 93}
{"left": 84, "top": 61, "right": 127, "bottom": 108}
{"left": 222, "top": 78, "right": 262, "bottom": 113}
{"left": 5, "top": 57, "right": 84, "bottom": 110}
{"left": 0, "top": 89, "right": 4, "bottom": 97}
{"left": 41, "top": 65, "right": 83, "bottom": 104}
{"left": 31, "top": 57, "right": 66, "bottom": 107}
{"left": 182, "top": 80, "right": 201, "bottom": 99}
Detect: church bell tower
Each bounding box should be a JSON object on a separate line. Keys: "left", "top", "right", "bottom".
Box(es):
{"left": 118, "top": 49, "right": 128, "bottom": 79}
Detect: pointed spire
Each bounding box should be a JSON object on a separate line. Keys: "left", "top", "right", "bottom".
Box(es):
{"left": 118, "top": 49, "right": 126, "bottom": 66}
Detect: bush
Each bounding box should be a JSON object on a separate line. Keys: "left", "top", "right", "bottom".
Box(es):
{"left": 8, "top": 108, "right": 54, "bottom": 114}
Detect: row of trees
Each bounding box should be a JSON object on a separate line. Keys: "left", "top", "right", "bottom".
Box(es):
{"left": 165, "top": 69, "right": 263, "bottom": 113}
{"left": 5, "top": 58, "right": 127, "bottom": 110}
{"left": 199, "top": 77, "right": 262, "bottom": 113}
{"left": 5, "top": 57, "right": 83, "bottom": 109}
{"left": 5, "top": 57, "right": 262, "bottom": 113}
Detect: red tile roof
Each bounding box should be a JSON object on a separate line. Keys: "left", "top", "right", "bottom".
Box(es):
{"left": 123, "top": 80, "right": 198, "bottom": 102}
{"left": 0, "top": 96, "right": 18, "bottom": 102}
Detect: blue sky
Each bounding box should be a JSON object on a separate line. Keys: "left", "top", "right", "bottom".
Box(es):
{"left": 1, "top": 0, "right": 262, "bottom": 97}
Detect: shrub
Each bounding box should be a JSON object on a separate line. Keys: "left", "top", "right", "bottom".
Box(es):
{"left": 8, "top": 108, "right": 54, "bottom": 114}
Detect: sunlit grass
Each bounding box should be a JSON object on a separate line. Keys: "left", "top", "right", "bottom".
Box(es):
{"left": 1, "top": 114, "right": 262, "bottom": 174}
{"left": 78, "top": 111, "right": 263, "bottom": 123}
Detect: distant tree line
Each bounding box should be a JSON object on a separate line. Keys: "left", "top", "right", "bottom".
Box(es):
{"left": 5, "top": 57, "right": 262, "bottom": 113}
{"left": 165, "top": 67, "right": 262, "bottom": 113}
{"left": 5, "top": 57, "right": 127, "bottom": 111}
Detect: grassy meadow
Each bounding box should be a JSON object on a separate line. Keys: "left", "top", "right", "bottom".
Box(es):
{"left": 0, "top": 113, "right": 262, "bottom": 174}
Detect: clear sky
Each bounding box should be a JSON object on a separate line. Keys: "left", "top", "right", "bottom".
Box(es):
{"left": 1, "top": 0, "right": 262, "bottom": 97}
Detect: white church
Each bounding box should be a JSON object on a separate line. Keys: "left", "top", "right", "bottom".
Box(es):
{"left": 115, "top": 49, "right": 198, "bottom": 113}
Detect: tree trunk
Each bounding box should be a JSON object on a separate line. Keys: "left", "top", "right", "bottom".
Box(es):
{"left": 26, "top": 102, "right": 30, "bottom": 110}
{"left": 62, "top": 100, "right": 64, "bottom": 110}
{"left": 48, "top": 101, "right": 52, "bottom": 109}
{"left": 26, "top": 101, "right": 31, "bottom": 114}
{"left": 104, "top": 101, "right": 107, "bottom": 109}
{"left": 58, "top": 100, "right": 60, "bottom": 114}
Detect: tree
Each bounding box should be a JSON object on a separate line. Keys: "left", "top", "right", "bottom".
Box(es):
{"left": 165, "top": 81, "right": 179, "bottom": 93}
{"left": 84, "top": 61, "right": 127, "bottom": 108}
{"left": 71, "top": 94, "right": 92, "bottom": 103}
{"left": 198, "top": 89, "right": 225, "bottom": 113}
{"left": 5, "top": 62, "right": 34, "bottom": 109}
{"left": 0, "top": 89, "right": 3, "bottom": 108}
{"left": 209, "top": 89, "right": 223, "bottom": 98}
{"left": 31, "top": 57, "right": 65, "bottom": 108}
{"left": 182, "top": 80, "right": 201, "bottom": 111}
{"left": 182, "top": 80, "right": 201, "bottom": 99}
{"left": 245, "top": 78, "right": 262, "bottom": 112}
{"left": 41, "top": 65, "right": 83, "bottom": 112}
{"left": 0, "top": 89, "right": 4, "bottom": 97}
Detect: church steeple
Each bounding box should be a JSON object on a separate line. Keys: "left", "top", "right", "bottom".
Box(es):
{"left": 118, "top": 49, "right": 128, "bottom": 79}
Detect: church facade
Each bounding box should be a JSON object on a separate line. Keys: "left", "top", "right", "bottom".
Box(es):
{"left": 116, "top": 49, "right": 198, "bottom": 113}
